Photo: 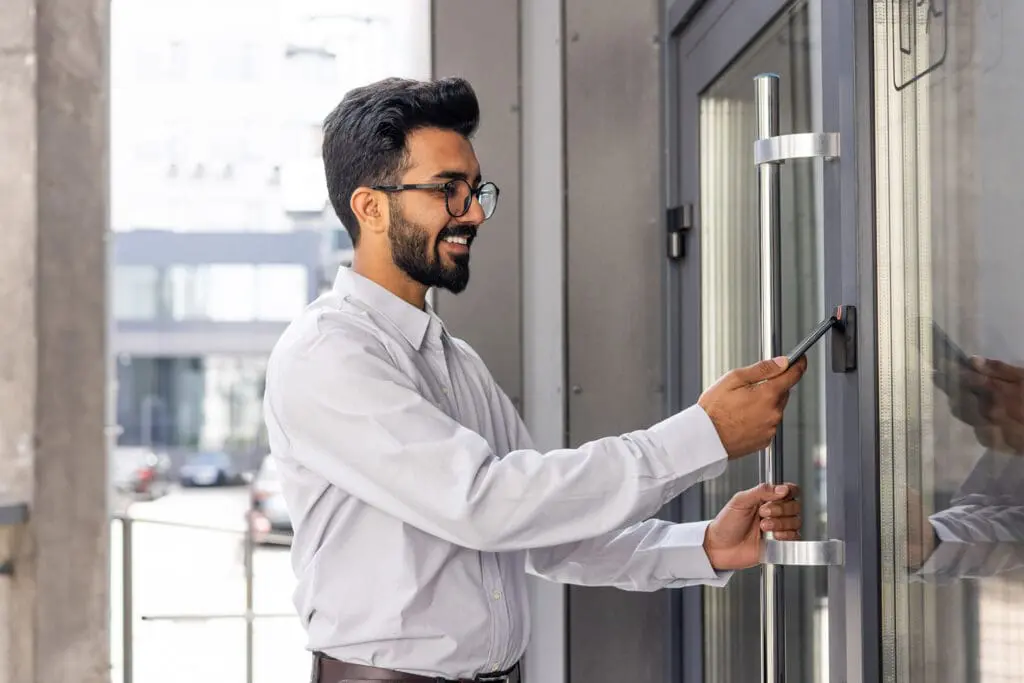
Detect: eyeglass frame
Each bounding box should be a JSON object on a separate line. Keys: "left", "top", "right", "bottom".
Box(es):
{"left": 371, "top": 178, "right": 500, "bottom": 219}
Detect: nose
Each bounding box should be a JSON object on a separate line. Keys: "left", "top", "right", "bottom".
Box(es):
{"left": 459, "top": 194, "right": 487, "bottom": 225}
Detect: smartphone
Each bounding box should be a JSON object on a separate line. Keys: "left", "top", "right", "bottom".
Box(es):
{"left": 931, "top": 321, "right": 972, "bottom": 371}
{"left": 786, "top": 313, "right": 838, "bottom": 366}
{"left": 930, "top": 320, "right": 993, "bottom": 406}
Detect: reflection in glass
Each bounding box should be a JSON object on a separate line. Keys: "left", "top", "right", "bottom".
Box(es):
{"left": 873, "top": 0, "right": 1024, "bottom": 680}
{"left": 697, "top": 1, "right": 826, "bottom": 681}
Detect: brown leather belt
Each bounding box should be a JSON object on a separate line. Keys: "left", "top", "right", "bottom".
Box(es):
{"left": 311, "top": 652, "right": 522, "bottom": 683}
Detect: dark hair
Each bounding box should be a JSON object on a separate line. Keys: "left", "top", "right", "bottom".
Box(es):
{"left": 321, "top": 77, "right": 481, "bottom": 245}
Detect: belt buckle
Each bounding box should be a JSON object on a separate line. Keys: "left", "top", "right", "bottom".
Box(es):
{"left": 476, "top": 665, "right": 517, "bottom": 683}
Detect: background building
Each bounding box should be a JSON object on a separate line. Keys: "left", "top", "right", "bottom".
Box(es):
{"left": 107, "top": 0, "right": 429, "bottom": 461}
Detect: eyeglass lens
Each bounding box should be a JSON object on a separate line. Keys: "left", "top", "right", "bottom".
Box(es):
{"left": 445, "top": 180, "right": 497, "bottom": 219}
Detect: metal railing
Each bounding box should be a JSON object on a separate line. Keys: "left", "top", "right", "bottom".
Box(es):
{"left": 112, "top": 511, "right": 296, "bottom": 683}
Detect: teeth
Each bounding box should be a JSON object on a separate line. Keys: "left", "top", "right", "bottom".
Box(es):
{"left": 444, "top": 236, "right": 469, "bottom": 245}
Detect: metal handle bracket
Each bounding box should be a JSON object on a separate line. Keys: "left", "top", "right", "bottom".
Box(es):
{"left": 754, "top": 132, "right": 840, "bottom": 165}
{"left": 761, "top": 538, "right": 845, "bottom": 567}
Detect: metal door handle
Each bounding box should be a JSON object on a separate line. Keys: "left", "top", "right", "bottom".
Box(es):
{"left": 761, "top": 538, "right": 845, "bottom": 566}
{"left": 754, "top": 73, "right": 845, "bottom": 683}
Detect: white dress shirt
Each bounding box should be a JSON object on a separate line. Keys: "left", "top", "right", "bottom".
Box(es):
{"left": 916, "top": 450, "right": 1024, "bottom": 582}
{"left": 262, "top": 267, "right": 732, "bottom": 679}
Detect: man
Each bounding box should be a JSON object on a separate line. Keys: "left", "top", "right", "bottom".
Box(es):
{"left": 263, "top": 77, "right": 807, "bottom": 683}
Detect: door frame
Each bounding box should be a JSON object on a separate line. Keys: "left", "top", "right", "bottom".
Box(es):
{"left": 661, "top": 1, "right": 881, "bottom": 682}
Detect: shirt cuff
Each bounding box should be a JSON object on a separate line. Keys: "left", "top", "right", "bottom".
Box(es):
{"left": 656, "top": 520, "right": 733, "bottom": 588}
{"left": 647, "top": 404, "right": 729, "bottom": 499}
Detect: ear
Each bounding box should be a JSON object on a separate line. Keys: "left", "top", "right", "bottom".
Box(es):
{"left": 350, "top": 187, "right": 388, "bottom": 237}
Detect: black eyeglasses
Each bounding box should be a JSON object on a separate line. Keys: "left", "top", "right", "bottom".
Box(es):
{"left": 372, "top": 178, "right": 500, "bottom": 220}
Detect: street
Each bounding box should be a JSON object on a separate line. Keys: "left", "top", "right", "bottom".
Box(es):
{"left": 110, "top": 486, "right": 311, "bottom": 683}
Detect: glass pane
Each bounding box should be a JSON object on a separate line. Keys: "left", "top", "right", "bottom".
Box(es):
{"left": 873, "top": 1, "right": 1024, "bottom": 681}
{"left": 200, "top": 356, "right": 269, "bottom": 452}
{"left": 698, "top": 1, "right": 827, "bottom": 681}
{"left": 168, "top": 265, "right": 259, "bottom": 321}
{"left": 254, "top": 264, "right": 309, "bottom": 321}
{"left": 113, "top": 265, "right": 162, "bottom": 319}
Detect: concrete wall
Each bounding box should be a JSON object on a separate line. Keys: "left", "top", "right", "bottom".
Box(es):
{"left": 0, "top": 1, "right": 110, "bottom": 682}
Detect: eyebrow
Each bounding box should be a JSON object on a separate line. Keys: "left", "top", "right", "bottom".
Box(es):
{"left": 432, "top": 169, "right": 483, "bottom": 186}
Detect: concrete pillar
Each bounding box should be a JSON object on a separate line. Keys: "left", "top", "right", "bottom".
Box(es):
{"left": 0, "top": 0, "right": 110, "bottom": 681}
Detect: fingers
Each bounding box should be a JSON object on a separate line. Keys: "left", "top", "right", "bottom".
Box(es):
{"left": 760, "top": 515, "right": 802, "bottom": 534}
{"left": 972, "top": 357, "right": 1024, "bottom": 382}
{"left": 759, "top": 499, "right": 801, "bottom": 518}
{"left": 769, "top": 530, "right": 802, "bottom": 541}
{"left": 772, "top": 483, "right": 801, "bottom": 500}
{"left": 730, "top": 357, "right": 789, "bottom": 387}
{"left": 769, "top": 355, "right": 808, "bottom": 393}
{"left": 758, "top": 485, "right": 801, "bottom": 536}
{"left": 733, "top": 482, "right": 801, "bottom": 508}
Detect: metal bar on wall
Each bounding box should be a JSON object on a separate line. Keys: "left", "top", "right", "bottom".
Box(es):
{"left": 122, "top": 518, "right": 134, "bottom": 683}
{"left": 755, "top": 72, "right": 786, "bottom": 683}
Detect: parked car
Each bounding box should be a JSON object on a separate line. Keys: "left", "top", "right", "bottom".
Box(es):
{"left": 111, "top": 447, "right": 172, "bottom": 501}
{"left": 179, "top": 451, "right": 243, "bottom": 487}
{"left": 247, "top": 455, "right": 292, "bottom": 546}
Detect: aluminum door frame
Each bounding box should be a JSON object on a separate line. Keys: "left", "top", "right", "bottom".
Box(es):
{"left": 662, "top": 1, "right": 881, "bottom": 682}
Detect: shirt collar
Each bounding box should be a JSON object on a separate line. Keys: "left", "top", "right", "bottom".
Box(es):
{"left": 332, "top": 267, "right": 444, "bottom": 350}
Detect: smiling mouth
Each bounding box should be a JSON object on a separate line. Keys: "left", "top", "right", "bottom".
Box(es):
{"left": 439, "top": 233, "right": 474, "bottom": 256}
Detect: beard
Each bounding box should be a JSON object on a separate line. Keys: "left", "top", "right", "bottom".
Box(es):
{"left": 389, "top": 202, "right": 475, "bottom": 294}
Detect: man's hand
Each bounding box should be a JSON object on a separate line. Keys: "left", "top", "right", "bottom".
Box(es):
{"left": 939, "top": 356, "right": 1024, "bottom": 454}
{"left": 698, "top": 356, "right": 808, "bottom": 459}
{"left": 703, "top": 483, "right": 801, "bottom": 571}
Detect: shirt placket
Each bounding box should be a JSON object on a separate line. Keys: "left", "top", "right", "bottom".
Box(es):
{"left": 422, "top": 331, "right": 455, "bottom": 415}
{"left": 482, "top": 552, "right": 511, "bottom": 673}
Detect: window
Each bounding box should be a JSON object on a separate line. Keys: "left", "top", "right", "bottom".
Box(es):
{"left": 255, "top": 265, "right": 309, "bottom": 321}
{"left": 167, "top": 264, "right": 308, "bottom": 322}
{"left": 113, "top": 265, "right": 162, "bottom": 320}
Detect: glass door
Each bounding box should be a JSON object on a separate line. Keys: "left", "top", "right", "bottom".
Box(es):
{"left": 699, "top": 5, "right": 829, "bottom": 682}
{"left": 872, "top": 0, "right": 1024, "bottom": 680}
{"left": 667, "top": 0, "right": 868, "bottom": 681}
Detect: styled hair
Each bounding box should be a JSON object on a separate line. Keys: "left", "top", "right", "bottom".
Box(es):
{"left": 321, "top": 77, "right": 481, "bottom": 244}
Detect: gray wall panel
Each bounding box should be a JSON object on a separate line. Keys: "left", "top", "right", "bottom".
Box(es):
{"left": 563, "top": 0, "right": 668, "bottom": 682}
{"left": 431, "top": 0, "right": 523, "bottom": 407}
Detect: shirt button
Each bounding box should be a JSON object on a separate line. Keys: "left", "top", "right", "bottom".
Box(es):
{"left": 492, "top": 664, "right": 500, "bottom": 672}
{"left": 442, "top": 387, "right": 449, "bottom": 395}
{"left": 492, "top": 591, "right": 502, "bottom": 600}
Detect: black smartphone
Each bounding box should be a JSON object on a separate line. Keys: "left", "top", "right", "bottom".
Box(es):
{"left": 930, "top": 321, "right": 993, "bottom": 406}
{"left": 931, "top": 321, "right": 972, "bottom": 371}
{"left": 786, "top": 313, "right": 838, "bottom": 366}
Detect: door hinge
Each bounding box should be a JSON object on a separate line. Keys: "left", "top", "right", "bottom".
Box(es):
{"left": 666, "top": 203, "right": 694, "bottom": 261}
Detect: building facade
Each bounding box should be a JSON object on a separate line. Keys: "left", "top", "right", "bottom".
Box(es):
{"left": 107, "top": 0, "right": 428, "bottom": 456}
